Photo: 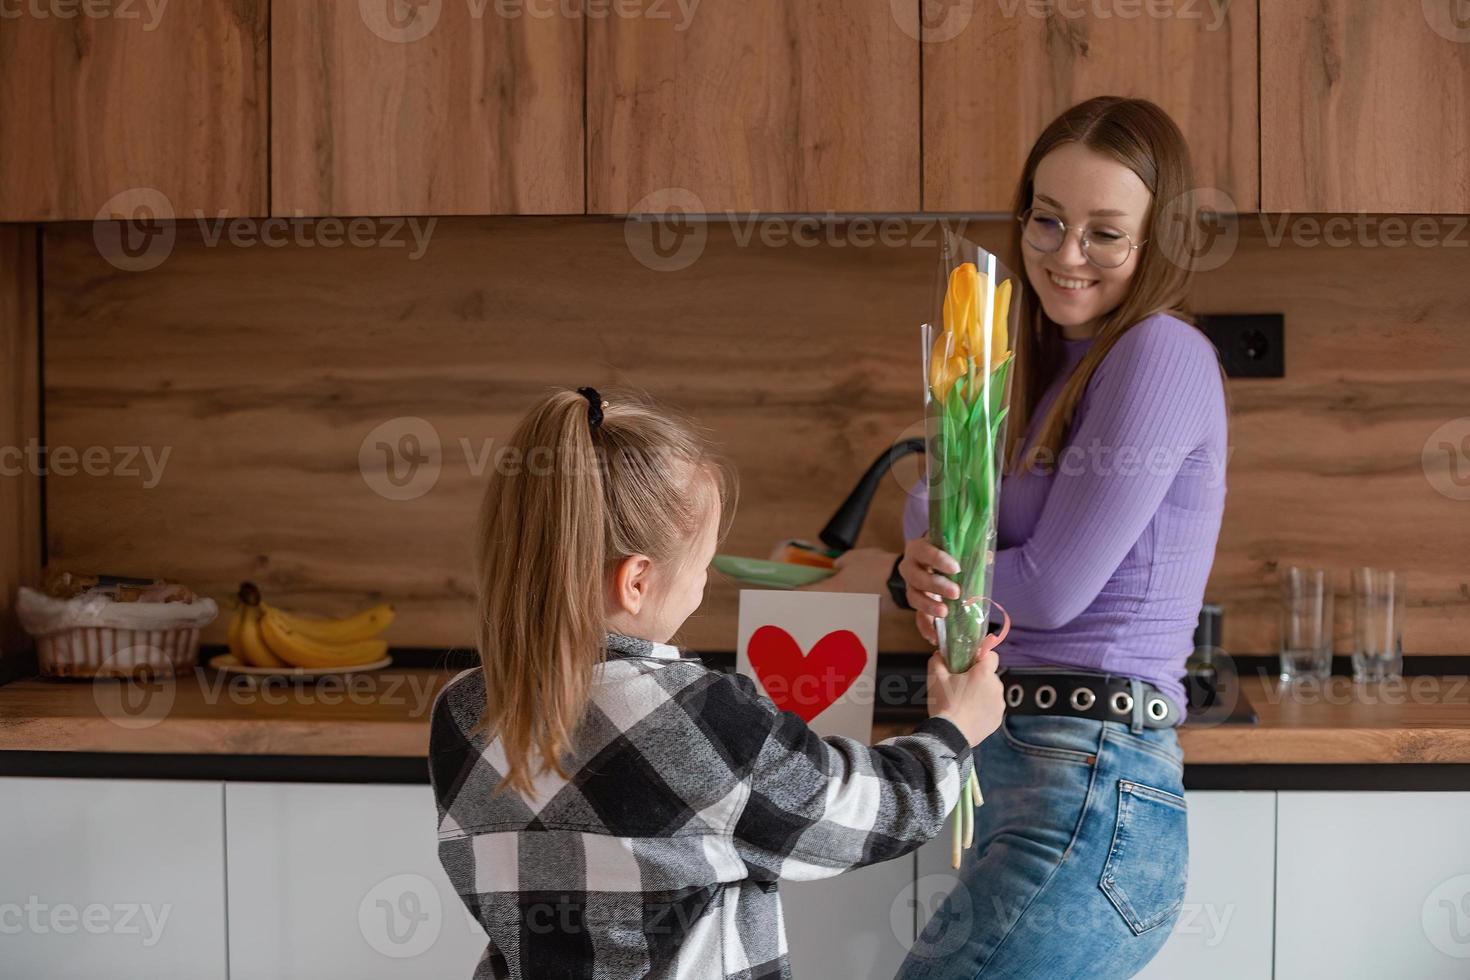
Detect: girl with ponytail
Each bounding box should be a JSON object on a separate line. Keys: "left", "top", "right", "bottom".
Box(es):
{"left": 430, "top": 387, "right": 1005, "bottom": 980}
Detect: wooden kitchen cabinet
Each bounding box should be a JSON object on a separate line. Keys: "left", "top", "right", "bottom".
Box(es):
{"left": 0, "top": 778, "right": 228, "bottom": 979}
{"left": 1275, "top": 791, "right": 1470, "bottom": 977}
{"left": 271, "top": 0, "right": 583, "bottom": 217}
{"left": 1, "top": 225, "right": 41, "bottom": 660}
{"left": 587, "top": 0, "right": 920, "bottom": 213}
{"left": 0, "top": 0, "right": 267, "bottom": 221}
{"left": 922, "top": 1, "right": 1258, "bottom": 212}
{"left": 1262, "top": 0, "right": 1470, "bottom": 213}
{"left": 224, "top": 782, "right": 485, "bottom": 979}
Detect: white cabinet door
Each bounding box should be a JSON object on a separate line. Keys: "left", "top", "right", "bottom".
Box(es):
{"left": 1276, "top": 792, "right": 1470, "bottom": 979}
{"left": 225, "top": 782, "right": 485, "bottom": 980}
{"left": 0, "top": 777, "right": 227, "bottom": 980}
{"left": 783, "top": 854, "right": 918, "bottom": 980}
{"left": 1136, "top": 791, "right": 1276, "bottom": 980}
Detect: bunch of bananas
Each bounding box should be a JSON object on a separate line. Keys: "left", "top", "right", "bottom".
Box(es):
{"left": 227, "top": 582, "right": 394, "bottom": 669}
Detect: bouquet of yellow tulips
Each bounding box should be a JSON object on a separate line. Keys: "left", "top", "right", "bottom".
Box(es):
{"left": 923, "top": 231, "right": 1017, "bottom": 866}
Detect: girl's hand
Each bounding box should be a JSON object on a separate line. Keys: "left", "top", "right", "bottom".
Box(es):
{"left": 927, "top": 644, "right": 1004, "bottom": 746}
{"left": 797, "top": 547, "right": 896, "bottom": 598}
{"left": 900, "top": 538, "right": 961, "bottom": 627}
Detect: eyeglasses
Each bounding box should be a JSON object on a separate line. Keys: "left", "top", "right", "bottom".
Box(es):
{"left": 1017, "top": 208, "right": 1145, "bottom": 270}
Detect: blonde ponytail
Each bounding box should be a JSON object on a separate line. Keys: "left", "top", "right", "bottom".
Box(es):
{"left": 474, "top": 388, "right": 730, "bottom": 796}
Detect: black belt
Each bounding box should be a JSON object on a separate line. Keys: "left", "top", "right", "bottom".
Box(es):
{"left": 1000, "top": 670, "right": 1184, "bottom": 729}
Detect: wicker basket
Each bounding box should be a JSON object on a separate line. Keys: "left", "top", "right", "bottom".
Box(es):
{"left": 35, "top": 626, "right": 203, "bottom": 678}
{"left": 18, "top": 587, "right": 218, "bottom": 679}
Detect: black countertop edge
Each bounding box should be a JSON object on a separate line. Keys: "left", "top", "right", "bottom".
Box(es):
{"left": 5, "top": 751, "right": 1470, "bottom": 792}
{"left": 6, "top": 647, "right": 1470, "bottom": 685}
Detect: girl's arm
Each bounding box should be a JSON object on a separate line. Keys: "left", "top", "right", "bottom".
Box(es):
{"left": 713, "top": 671, "right": 974, "bottom": 883}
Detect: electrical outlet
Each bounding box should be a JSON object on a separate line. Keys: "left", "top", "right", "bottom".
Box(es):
{"left": 1197, "top": 313, "right": 1285, "bottom": 378}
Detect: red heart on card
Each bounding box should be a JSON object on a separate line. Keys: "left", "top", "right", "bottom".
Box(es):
{"left": 746, "top": 626, "right": 868, "bottom": 723}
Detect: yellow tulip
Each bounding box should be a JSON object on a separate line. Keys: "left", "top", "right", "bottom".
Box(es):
{"left": 928, "top": 263, "right": 1013, "bottom": 398}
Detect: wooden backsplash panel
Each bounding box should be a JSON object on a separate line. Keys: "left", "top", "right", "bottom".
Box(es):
{"left": 42, "top": 217, "right": 1470, "bottom": 655}
{"left": 2, "top": 226, "right": 42, "bottom": 656}
{"left": 1191, "top": 217, "right": 1470, "bottom": 656}
{"left": 41, "top": 218, "right": 966, "bottom": 652}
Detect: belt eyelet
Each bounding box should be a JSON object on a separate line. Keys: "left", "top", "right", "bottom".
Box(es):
{"left": 1034, "top": 684, "right": 1056, "bottom": 709}
{"left": 1110, "top": 692, "right": 1133, "bottom": 715}
{"left": 1069, "top": 687, "right": 1096, "bottom": 711}
{"left": 1146, "top": 697, "right": 1169, "bottom": 721}
{"left": 1005, "top": 684, "right": 1024, "bottom": 708}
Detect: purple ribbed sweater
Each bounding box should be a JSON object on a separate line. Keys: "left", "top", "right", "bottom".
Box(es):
{"left": 903, "top": 313, "right": 1228, "bottom": 709}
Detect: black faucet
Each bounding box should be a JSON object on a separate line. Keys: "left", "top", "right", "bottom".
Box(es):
{"left": 818, "top": 438, "right": 926, "bottom": 553}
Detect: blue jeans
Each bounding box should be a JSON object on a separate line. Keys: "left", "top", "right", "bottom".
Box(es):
{"left": 898, "top": 714, "right": 1188, "bottom": 979}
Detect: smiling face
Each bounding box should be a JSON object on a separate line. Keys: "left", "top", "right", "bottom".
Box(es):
{"left": 1022, "top": 142, "right": 1153, "bottom": 339}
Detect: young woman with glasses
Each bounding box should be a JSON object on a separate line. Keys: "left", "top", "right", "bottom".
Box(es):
{"left": 811, "top": 96, "right": 1229, "bottom": 978}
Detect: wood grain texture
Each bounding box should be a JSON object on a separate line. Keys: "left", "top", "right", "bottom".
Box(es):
{"left": 0, "top": 667, "right": 453, "bottom": 756}
{"left": 1, "top": 226, "right": 42, "bottom": 659}
{"left": 923, "top": 0, "right": 1258, "bottom": 211}
{"left": 271, "top": 0, "right": 584, "bottom": 216}
{"left": 0, "top": 0, "right": 266, "bottom": 221}
{"left": 1263, "top": 0, "right": 1470, "bottom": 214}
{"left": 8, "top": 672, "right": 1470, "bottom": 764}
{"left": 1191, "top": 214, "right": 1470, "bottom": 658}
{"left": 588, "top": 0, "right": 920, "bottom": 212}
{"left": 41, "top": 217, "right": 964, "bottom": 653}
{"left": 39, "top": 216, "right": 1470, "bottom": 657}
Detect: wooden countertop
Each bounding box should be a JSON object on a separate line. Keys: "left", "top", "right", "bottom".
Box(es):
{"left": 2, "top": 668, "right": 1470, "bottom": 764}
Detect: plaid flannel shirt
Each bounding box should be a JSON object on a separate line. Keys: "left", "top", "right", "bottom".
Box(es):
{"left": 428, "top": 632, "right": 974, "bottom": 980}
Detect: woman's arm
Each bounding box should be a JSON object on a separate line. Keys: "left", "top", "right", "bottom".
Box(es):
{"left": 905, "top": 317, "right": 1224, "bottom": 631}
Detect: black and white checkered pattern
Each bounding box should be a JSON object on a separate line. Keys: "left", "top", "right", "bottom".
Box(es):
{"left": 429, "top": 632, "right": 973, "bottom": 979}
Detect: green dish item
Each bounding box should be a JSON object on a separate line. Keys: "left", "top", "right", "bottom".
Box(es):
{"left": 712, "top": 554, "right": 835, "bottom": 589}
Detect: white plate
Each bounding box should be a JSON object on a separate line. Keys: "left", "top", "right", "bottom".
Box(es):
{"left": 207, "top": 653, "right": 392, "bottom": 677}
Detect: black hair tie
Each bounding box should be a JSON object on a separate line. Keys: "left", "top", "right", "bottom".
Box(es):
{"left": 575, "top": 386, "right": 605, "bottom": 431}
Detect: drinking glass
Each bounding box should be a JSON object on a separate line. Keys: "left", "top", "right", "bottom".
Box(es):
{"left": 1352, "top": 568, "right": 1404, "bottom": 683}
{"left": 1280, "top": 567, "right": 1333, "bottom": 682}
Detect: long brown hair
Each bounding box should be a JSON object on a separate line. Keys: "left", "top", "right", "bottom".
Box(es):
{"left": 1006, "top": 96, "right": 1210, "bottom": 472}
{"left": 473, "top": 388, "right": 731, "bottom": 796}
